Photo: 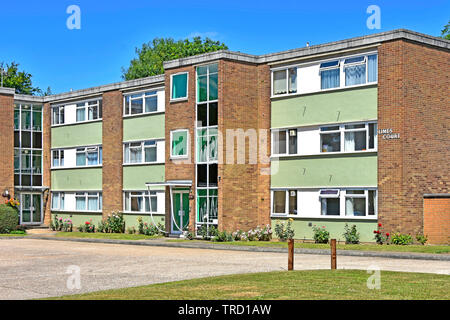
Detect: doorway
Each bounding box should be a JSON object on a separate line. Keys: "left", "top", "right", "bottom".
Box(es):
{"left": 171, "top": 190, "right": 190, "bottom": 234}
{"left": 19, "top": 193, "right": 42, "bottom": 225}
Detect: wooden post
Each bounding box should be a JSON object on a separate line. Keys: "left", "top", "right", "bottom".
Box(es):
{"left": 331, "top": 239, "right": 337, "bottom": 270}
{"left": 288, "top": 239, "right": 294, "bottom": 271}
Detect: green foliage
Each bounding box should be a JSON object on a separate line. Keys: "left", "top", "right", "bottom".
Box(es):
{"left": 9, "top": 230, "right": 26, "bottom": 235}
{"left": 78, "top": 220, "right": 96, "bottom": 233}
{"left": 50, "top": 215, "right": 73, "bottom": 232}
{"left": 198, "top": 224, "right": 219, "bottom": 240}
{"left": 373, "top": 223, "right": 390, "bottom": 244}
{"left": 391, "top": 233, "right": 413, "bottom": 245}
{"left": 274, "top": 219, "right": 295, "bottom": 241}
{"left": 416, "top": 233, "right": 428, "bottom": 245}
{"left": 0, "top": 61, "right": 48, "bottom": 95}
{"left": 312, "top": 225, "right": 330, "bottom": 244}
{"left": 343, "top": 224, "right": 360, "bottom": 244}
{"left": 0, "top": 204, "right": 19, "bottom": 233}
{"left": 441, "top": 20, "right": 450, "bottom": 40}
{"left": 122, "top": 37, "right": 228, "bottom": 80}
{"left": 136, "top": 217, "right": 164, "bottom": 236}
{"left": 98, "top": 212, "right": 125, "bottom": 233}
{"left": 212, "top": 230, "right": 234, "bottom": 242}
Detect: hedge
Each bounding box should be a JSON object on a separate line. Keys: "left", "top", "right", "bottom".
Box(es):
{"left": 0, "top": 204, "right": 19, "bottom": 234}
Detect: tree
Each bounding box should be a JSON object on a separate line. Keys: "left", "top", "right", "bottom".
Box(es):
{"left": 441, "top": 20, "right": 450, "bottom": 40}
{"left": 0, "top": 61, "right": 43, "bottom": 95}
{"left": 122, "top": 37, "right": 228, "bottom": 80}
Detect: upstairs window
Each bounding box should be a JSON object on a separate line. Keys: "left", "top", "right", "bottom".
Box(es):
{"left": 52, "top": 150, "right": 65, "bottom": 167}
{"left": 52, "top": 106, "right": 65, "bottom": 125}
{"left": 344, "top": 56, "right": 366, "bottom": 86}
{"left": 272, "top": 67, "right": 297, "bottom": 96}
{"left": 76, "top": 100, "right": 102, "bottom": 122}
{"left": 76, "top": 146, "right": 102, "bottom": 166}
{"left": 273, "top": 129, "right": 297, "bottom": 155}
{"left": 197, "top": 64, "right": 218, "bottom": 102}
{"left": 171, "top": 72, "right": 188, "bottom": 100}
{"left": 320, "top": 126, "right": 341, "bottom": 152}
{"left": 320, "top": 123, "right": 377, "bottom": 153}
{"left": 320, "top": 189, "right": 340, "bottom": 216}
{"left": 124, "top": 91, "right": 158, "bottom": 115}
{"left": 171, "top": 130, "right": 188, "bottom": 158}
{"left": 320, "top": 60, "right": 340, "bottom": 89}
{"left": 123, "top": 140, "right": 158, "bottom": 164}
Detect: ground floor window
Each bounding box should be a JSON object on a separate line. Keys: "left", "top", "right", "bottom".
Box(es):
{"left": 51, "top": 192, "right": 65, "bottom": 210}
{"left": 196, "top": 188, "right": 218, "bottom": 230}
{"left": 123, "top": 191, "right": 158, "bottom": 213}
{"left": 75, "top": 192, "right": 102, "bottom": 211}
{"left": 272, "top": 190, "right": 298, "bottom": 215}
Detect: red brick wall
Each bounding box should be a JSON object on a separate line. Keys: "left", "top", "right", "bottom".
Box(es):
{"left": 102, "top": 90, "right": 123, "bottom": 218}
{"left": 164, "top": 66, "right": 196, "bottom": 232}
{"left": 218, "top": 60, "right": 271, "bottom": 232}
{"left": 0, "top": 93, "right": 14, "bottom": 200}
{"left": 378, "top": 40, "right": 450, "bottom": 236}
{"left": 42, "top": 102, "right": 52, "bottom": 225}
{"left": 423, "top": 197, "right": 450, "bottom": 244}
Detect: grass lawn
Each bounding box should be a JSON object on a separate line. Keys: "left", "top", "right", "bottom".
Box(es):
{"left": 168, "top": 239, "right": 450, "bottom": 254}
{"left": 48, "top": 270, "right": 450, "bottom": 300}
{"left": 0, "top": 233, "right": 27, "bottom": 237}
{"left": 55, "top": 232, "right": 162, "bottom": 240}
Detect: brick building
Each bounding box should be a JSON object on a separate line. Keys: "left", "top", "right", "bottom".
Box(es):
{"left": 1, "top": 29, "right": 448, "bottom": 243}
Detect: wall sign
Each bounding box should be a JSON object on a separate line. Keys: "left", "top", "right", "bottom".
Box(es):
{"left": 378, "top": 128, "right": 400, "bottom": 140}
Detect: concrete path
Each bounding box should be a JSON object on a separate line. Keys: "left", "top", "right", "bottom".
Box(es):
{"left": 0, "top": 238, "right": 449, "bottom": 300}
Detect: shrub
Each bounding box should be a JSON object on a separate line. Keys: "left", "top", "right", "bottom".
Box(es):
{"left": 212, "top": 230, "right": 233, "bottom": 242}
{"left": 79, "top": 220, "right": 96, "bottom": 233}
{"left": 50, "top": 215, "right": 73, "bottom": 232}
{"left": 391, "top": 232, "right": 413, "bottom": 245}
{"left": 312, "top": 225, "right": 330, "bottom": 244}
{"left": 98, "top": 212, "right": 125, "bottom": 233}
{"left": 184, "top": 231, "right": 195, "bottom": 240}
{"left": 373, "top": 223, "right": 390, "bottom": 244}
{"left": 343, "top": 224, "right": 360, "bottom": 244}
{"left": 252, "top": 225, "right": 272, "bottom": 241}
{"left": 416, "top": 233, "right": 428, "bottom": 245}
{"left": 198, "top": 224, "right": 218, "bottom": 240}
{"left": 137, "top": 217, "right": 164, "bottom": 236}
{"left": 126, "top": 226, "right": 136, "bottom": 234}
{"left": 274, "top": 219, "right": 295, "bottom": 241}
{"left": 0, "top": 203, "right": 19, "bottom": 234}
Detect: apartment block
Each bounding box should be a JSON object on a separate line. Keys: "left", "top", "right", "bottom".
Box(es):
{"left": 1, "top": 29, "right": 448, "bottom": 243}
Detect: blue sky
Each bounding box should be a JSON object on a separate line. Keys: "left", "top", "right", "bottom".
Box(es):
{"left": 1, "top": 0, "right": 448, "bottom": 94}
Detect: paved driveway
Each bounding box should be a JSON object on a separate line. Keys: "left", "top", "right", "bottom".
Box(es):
{"left": 0, "top": 239, "right": 449, "bottom": 300}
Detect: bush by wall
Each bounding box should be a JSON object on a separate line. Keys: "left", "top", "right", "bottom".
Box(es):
{"left": 0, "top": 204, "right": 19, "bottom": 234}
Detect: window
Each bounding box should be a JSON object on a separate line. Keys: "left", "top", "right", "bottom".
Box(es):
{"left": 320, "top": 60, "right": 340, "bottom": 89}
{"left": 272, "top": 67, "right": 297, "bottom": 96}
{"left": 52, "top": 150, "right": 65, "bottom": 167}
{"left": 197, "top": 128, "right": 218, "bottom": 163}
{"left": 51, "top": 106, "right": 65, "bottom": 125}
{"left": 124, "top": 191, "right": 158, "bottom": 212}
{"left": 345, "top": 189, "right": 377, "bottom": 217}
{"left": 272, "top": 129, "right": 297, "bottom": 155}
{"left": 123, "top": 140, "right": 158, "bottom": 164}
{"left": 321, "top": 123, "right": 377, "bottom": 153}
{"left": 171, "top": 72, "right": 188, "bottom": 100}
{"left": 272, "top": 190, "right": 297, "bottom": 215}
{"left": 51, "top": 192, "right": 65, "bottom": 210}
{"left": 124, "top": 91, "right": 158, "bottom": 115}
{"left": 76, "top": 146, "right": 102, "bottom": 166}
{"left": 76, "top": 192, "right": 102, "bottom": 211}
{"left": 320, "top": 189, "right": 340, "bottom": 216}
{"left": 171, "top": 130, "right": 188, "bottom": 158}
{"left": 367, "top": 54, "right": 378, "bottom": 83}
{"left": 197, "top": 64, "right": 218, "bottom": 102}
{"left": 344, "top": 56, "right": 366, "bottom": 86}
{"left": 76, "top": 100, "right": 102, "bottom": 122}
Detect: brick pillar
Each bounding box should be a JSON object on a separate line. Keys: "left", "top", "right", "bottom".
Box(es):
{"left": 0, "top": 89, "right": 15, "bottom": 200}
{"left": 42, "top": 102, "right": 52, "bottom": 225}
{"left": 102, "top": 90, "right": 123, "bottom": 218}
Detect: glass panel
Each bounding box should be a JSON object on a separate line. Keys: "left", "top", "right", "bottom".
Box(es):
{"left": 346, "top": 190, "right": 365, "bottom": 194}
{"left": 197, "top": 190, "right": 208, "bottom": 222}
{"left": 288, "top": 68, "right": 297, "bottom": 94}
{"left": 321, "top": 68, "right": 340, "bottom": 89}
{"left": 197, "top": 75, "right": 207, "bottom": 102}
{"left": 145, "top": 95, "right": 157, "bottom": 112}
{"left": 33, "top": 132, "right": 42, "bottom": 149}
{"left": 124, "top": 96, "right": 130, "bottom": 115}
{"left": 368, "top": 54, "right": 378, "bottom": 82}
{"left": 320, "top": 61, "right": 339, "bottom": 68}
{"left": 344, "top": 131, "right": 366, "bottom": 151}
{"left": 130, "top": 97, "right": 143, "bottom": 114}
{"left": 172, "top": 131, "right": 187, "bottom": 156}
{"left": 76, "top": 195, "right": 86, "bottom": 210}
{"left": 14, "top": 150, "right": 20, "bottom": 172}
{"left": 32, "top": 111, "right": 42, "bottom": 131}
{"left": 60, "top": 193, "right": 65, "bottom": 210}
{"left": 87, "top": 149, "right": 98, "bottom": 165}
{"left": 22, "top": 131, "right": 31, "bottom": 148}
{"left": 33, "top": 175, "right": 42, "bottom": 187}
{"left": 14, "top": 132, "right": 20, "bottom": 148}
{"left": 209, "top": 102, "right": 218, "bottom": 126}
{"left": 208, "top": 164, "right": 218, "bottom": 187}
{"left": 88, "top": 196, "right": 98, "bottom": 211}
{"left": 369, "top": 123, "right": 376, "bottom": 149}
{"left": 52, "top": 193, "right": 59, "bottom": 209}
{"left": 288, "top": 130, "right": 297, "bottom": 154}
{"left": 320, "top": 126, "right": 340, "bottom": 131}
{"left": 208, "top": 129, "right": 218, "bottom": 161}
{"left": 197, "top": 66, "right": 208, "bottom": 76}
{"left": 345, "top": 124, "right": 365, "bottom": 129}
{"left": 289, "top": 190, "right": 297, "bottom": 214}
{"left": 197, "top": 104, "right": 207, "bottom": 127}
{"left": 21, "top": 150, "right": 31, "bottom": 172}
{"left": 208, "top": 190, "right": 218, "bottom": 221}
{"left": 273, "top": 70, "right": 287, "bottom": 95}
{"left": 321, "top": 133, "right": 340, "bottom": 152}
{"left": 344, "top": 56, "right": 365, "bottom": 64}
{"left": 209, "top": 72, "right": 218, "bottom": 101}
{"left": 32, "top": 195, "right": 41, "bottom": 222}
{"left": 273, "top": 131, "right": 287, "bottom": 154}
{"left": 345, "top": 64, "right": 366, "bottom": 86}
{"left": 321, "top": 198, "right": 340, "bottom": 216}
{"left": 76, "top": 151, "right": 86, "bottom": 166}
{"left": 131, "top": 194, "right": 143, "bottom": 212}
{"left": 197, "top": 129, "right": 207, "bottom": 163}
{"left": 130, "top": 143, "right": 142, "bottom": 163}
{"left": 21, "top": 109, "right": 31, "bottom": 130}
{"left": 14, "top": 110, "right": 20, "bottom": 130}
{"left": 144, "top": 145, "right": 157, "bottom": 162}
{"left": 368, "top": 190, "right": 376, "bottom": 215}
{"left": 346, "top": 197, "right": 366, "bottom": 216}
{"left": 273, "top": 191, "right": 286, "bottom": 214}
{"left": 22, "top": 175, "right": 31, "bottom": 186}
{"left": 32, "top": 150, "right": 42, "bottom": 174}
{"left": 76, "top": 104, "right": 85, "bottom": 122}
{"left": 22, "top": 194, "right": 31, "bottom": 223}
{"left": 172, "top": 73, "right": 188, "bottom": 99}
{"left": 197, "top": 164, "right": 207, "bottom": 187}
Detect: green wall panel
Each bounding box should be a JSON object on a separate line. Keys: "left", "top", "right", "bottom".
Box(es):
{"left": 271, "top": 154, "right": 377, "bottom": 188}
{"left": 51, "top": 122, "right": 102, "bottom": 148}
{"left": 271, "top": 86, "right": 377, "bottom": 128}
{"left": 123, "top": 113, "right": 165, "bottom": 142}
{"left": 51, "top": 168, "right": 102, "bottom": 191}
{"left": 271, "top": 217, "right": 378, "bottom": 242}
{"left": 123, "top": 164, "right": 165, "bottom": 190}
{"left": 51, "top": 212, "right": 103, "bottom": 228}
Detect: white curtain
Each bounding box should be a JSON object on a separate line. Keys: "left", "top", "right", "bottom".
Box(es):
{"left": 345, "top": 132, "right": 355, "bottom": 151}
{"left": 345, "top": 65, "right": 366, "bottom": 86}
{"left": 346, "top": 198, "right": 354, "bottom": 216}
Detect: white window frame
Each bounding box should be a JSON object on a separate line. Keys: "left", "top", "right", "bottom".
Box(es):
{"left": 271, "top": 67, "right": 298, "bottom": 96}
{"left": 123, "top": 191, "right": 158, "bottom": 213}
{"left": 170, "top": 72, "right": 189, "bottom": 102}
{"left": 76, "top": 146, "right": 102, "bottom": 166}
{"left": 123, "top": 140, "right": 158, "bottom": 164}
{"left": 51, "top": 105, "right": 65, "bottom": 125}
{"left": 272, "top": 128, "right": 298, "bottom": 156}
{"left": 271, "top": 189, "right": 298, "bottom": 216}
{"left": 75, "top": 192, "right": 102, "bottom": 212}
{"left": 170, "top": 129, "right": 189, "bottom": 159}
{"left": 320, "top": 122, "right": 377, "bottom": 154}
{"left": 51, "top": 192, "right": 65, "bottom": 211}
{"left": 51, "top": 149, "right": 65, "bottom": 168}
{"left": 75, "top": 99, "right": 102, "bottom": 123}
{"left": 343, "top": 56, "right": 367, "bottom": 86}
{"left": 123, "top": 90, "right": 159, "bottom": 116}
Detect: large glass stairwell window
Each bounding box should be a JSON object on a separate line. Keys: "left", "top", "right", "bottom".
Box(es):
{"left": 196, "top": 63, "right": 219, "bottom": 235}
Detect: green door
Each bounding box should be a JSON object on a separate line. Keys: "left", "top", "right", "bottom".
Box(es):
{"left": 20, "top": 193, "right": 42, "bottom": 224}
{"left": 172, "top": 191, "right": 190, "bottom": 233}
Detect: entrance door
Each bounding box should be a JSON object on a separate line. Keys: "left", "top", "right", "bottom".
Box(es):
{"left": 172, "top": 191, "right": 190, "bottom": 233}
{"left": 20, "top": 193, "right": 42, "bottom": 225}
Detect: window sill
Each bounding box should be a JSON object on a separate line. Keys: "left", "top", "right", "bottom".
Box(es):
{"left": 51, "top": 210, "right": 103, "bottom": 214}
{"left": 270, "top": 214, "right": 378, "bottom": 220}
{"left": 51, "top": 119, "right": 102, "bottom": 128}
{"left": 122, "top": 211, "right": 164, "bottom": 215}
{"left": 123, "top": 162, "right": 164, "bottom": 166}
{"left": 123, "top": 111, "right": 165, "bottom": 119}
{"left": 51, "top": 165, "right": 103, "bottom": 170}
{"left": 170, "top": 156, "right": 189, "bottom": 161}
{"left": 169, "top": 97, "right": 188, "bottom": 103}
{"left": 271, "top": 150, "right": 377, "bottom": 159}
